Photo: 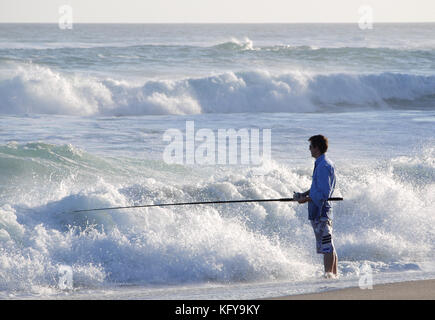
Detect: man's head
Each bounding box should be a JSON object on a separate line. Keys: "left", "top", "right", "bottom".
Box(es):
{"left": 308, "top": 135, "right": 328, "bottom": 158}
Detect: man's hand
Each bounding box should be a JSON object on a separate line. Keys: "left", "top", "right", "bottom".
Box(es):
{"left": 293, "top": 191, "right": 310, "bottom": 204}
{"left": 297, "top": 196, "right": 310, "bottom": 204}
{"left": 293, "top": 192, "right": 301, "bottom": 200}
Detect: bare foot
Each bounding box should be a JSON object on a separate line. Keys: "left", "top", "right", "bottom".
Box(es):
{"left": 324, "top": 272, "right": 338, "bottom": 279}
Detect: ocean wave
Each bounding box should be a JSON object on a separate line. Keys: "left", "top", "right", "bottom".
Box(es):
{"left": 211, "top": 37, "right": 256, "bottom": 51}
{"left": 0, "top": 142, "right": 434, "bottom": 293}
{"left": 0, "top": 64, "right": 434, "bottom": 116}
{"left": 2, "top": 37, "right": 435, "bottom": 52}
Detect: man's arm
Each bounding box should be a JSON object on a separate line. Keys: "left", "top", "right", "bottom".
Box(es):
{"left": 309, "top": 165, "right": 334, "bottom": 207}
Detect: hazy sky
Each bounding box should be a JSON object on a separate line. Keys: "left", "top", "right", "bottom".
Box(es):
{"left": 0, "top": 0, "right": 434, "bottom": 23}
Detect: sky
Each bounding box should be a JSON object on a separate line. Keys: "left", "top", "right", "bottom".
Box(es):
{"left": 0, "top": 0, "right": 434, "bottom": 23}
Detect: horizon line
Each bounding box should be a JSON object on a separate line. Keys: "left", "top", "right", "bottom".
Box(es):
{"left": 1, "top": 21, "right": 434, "bottom": 24}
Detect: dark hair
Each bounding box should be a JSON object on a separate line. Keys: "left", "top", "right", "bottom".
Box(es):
{"left": 308, "top": 135, "right": 328, "bottom": 153}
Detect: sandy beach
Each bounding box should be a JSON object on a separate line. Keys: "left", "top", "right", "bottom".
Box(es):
{"left": 267, "top": 279, "right": 435, "bottom": 300}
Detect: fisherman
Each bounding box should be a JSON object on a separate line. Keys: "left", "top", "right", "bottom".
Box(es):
{"left": 294, "top": 135, "right": 338, "bottom": 278}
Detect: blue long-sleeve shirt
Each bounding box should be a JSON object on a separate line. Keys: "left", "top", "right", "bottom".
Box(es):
{"left": 308, "top": 154, "right": 336, "bottom": 221}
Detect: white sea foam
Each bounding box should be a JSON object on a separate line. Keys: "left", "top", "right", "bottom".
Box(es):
{"left": 0, "top": 143, "right": 433, "bottom": 295}
{"left": 1, "top": 64, "right": 435, "bottom": 116}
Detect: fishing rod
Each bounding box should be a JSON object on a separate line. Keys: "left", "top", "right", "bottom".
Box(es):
{"left": 72, "top": 197, "right": 344, "bottom": 213}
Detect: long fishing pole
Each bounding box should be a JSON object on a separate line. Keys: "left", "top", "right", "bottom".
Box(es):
{"left": 72, "top": 197, "right": 344, "bottom": 213}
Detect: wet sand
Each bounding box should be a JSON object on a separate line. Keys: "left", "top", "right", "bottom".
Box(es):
{"left": 267, "top": 279, "right": 435, "bottom": 300}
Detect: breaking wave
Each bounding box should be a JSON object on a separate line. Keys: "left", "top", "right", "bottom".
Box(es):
{"left": 0, "top": 142, "right": 433, "bottom": 293}
{"left": 0, "top": 64, "right": 434, "bottom": 116}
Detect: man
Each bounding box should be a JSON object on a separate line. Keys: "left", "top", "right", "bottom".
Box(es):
{"left": 294, "top": 135, "right": 338, "bottom": 278}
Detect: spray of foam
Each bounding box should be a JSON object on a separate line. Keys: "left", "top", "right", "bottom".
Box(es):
{"left": 0, "top": 143, "right": 434, "bottom": 294}
{"left": 1, "top": 63, "right": 435, "bottom": 116}
{"left": 212, "top": 37, "right": 255, "bottom": 51}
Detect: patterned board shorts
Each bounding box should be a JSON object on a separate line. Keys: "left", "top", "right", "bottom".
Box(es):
{"left": 310, "top": 218, "right": 335, "bottom": 254}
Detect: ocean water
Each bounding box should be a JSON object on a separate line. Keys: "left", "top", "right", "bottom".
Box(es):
{"left": 0, "top": 23, "right": 434, "bottom": 299}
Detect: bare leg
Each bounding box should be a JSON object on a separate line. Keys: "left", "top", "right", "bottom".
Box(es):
{"left": 324, "top": 251, "right": 338, "bottom": 276}
{"left": 333, "top": 251, "right": 338, "bottom": 275}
